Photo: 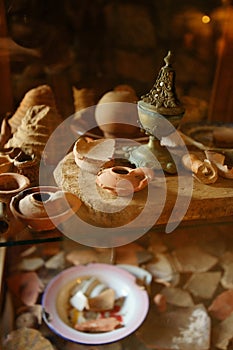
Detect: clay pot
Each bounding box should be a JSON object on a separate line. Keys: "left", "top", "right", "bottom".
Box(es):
{"left": 96, "top": 166, "right": 154, "bottom": 196}
{"left": 73, "top": 137, "right": 115, "bottom": 174}
{"left": 0, "top": 172, "right": 30, "bottom": 203}
{"left": 13, "top": 152, "right": 39, "bottom": 185}
{"left": 10, "top": 186, "right": 81, "bottom": 231}
{"left": 95, "top": 87, "right": 139, "bottom": 138}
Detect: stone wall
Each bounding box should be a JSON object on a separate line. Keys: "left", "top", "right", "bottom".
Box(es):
{"left": 3, "top": 0, "right": 230, "bottom": 119}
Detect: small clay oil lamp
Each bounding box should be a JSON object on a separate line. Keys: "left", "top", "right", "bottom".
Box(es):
{"left": 96, "top": 165, "right": 154, "bottom": 196}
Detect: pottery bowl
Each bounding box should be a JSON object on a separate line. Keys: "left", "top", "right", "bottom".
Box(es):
{"left": 73, "top": 137, "right": 115, "bottom": 174}
{"left": 0, "top": 172, "right": 30, "bottom": 203}
{"left": 10, "top": 186, "right": 82, "bottom": 232}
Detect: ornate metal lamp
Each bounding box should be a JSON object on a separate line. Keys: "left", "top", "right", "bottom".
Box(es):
{"left": 129, "top": 51, "right": 185, "bottom": 174}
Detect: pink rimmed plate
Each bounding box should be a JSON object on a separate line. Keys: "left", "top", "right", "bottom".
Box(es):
{"left": 42, "top": 263, "right": 149, "bottom": 345}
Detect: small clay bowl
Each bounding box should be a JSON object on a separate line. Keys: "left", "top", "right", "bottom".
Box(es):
{"left": 10, "top": 186, "right": 81, "bottom": 232}
{"left": 0, "top": 172, "right": 30, "bottom": 203}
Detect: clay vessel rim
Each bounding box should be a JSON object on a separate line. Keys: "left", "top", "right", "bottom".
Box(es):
{"left": 0, "top": 154, "right": 12, "bottom": 163}
{"left": 0, "top": 172, "right": 30, "bottom": 194}
{"left": 73, "top": 138, "right": 115, "bottom": 161}
{"left": 110, "top": 166, "right": 132, "bottom": 175}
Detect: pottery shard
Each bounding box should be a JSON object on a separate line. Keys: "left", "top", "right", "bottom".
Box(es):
{"left": 208, "top": 289, "right": 233, "bottom": 320}
{"left": 146, "top": 253, "right": 180, "bottom": 287}
{"left": 2, "top": 328, "right": 54, "bottom": 350}
{"left": 7, "top": 272, "right": 44, "bottom": 306}
{"left": 160, "top": 287, "right": 194, "bottom": 307}
{"left": 184, "top": 271, "right": 221, "bottom": 299}
{"left": 9, "top": 84, "right": 57, "bottom": 132}
{"left": 66, "top": 249, "right": 99, "bottom": 266}
{"left": 6, "top": 105, "right": 63, "bottom": 157}
{"left": 212, "top": 313, "right": 233, "bottom": 350}
{"left": 221, "top": 262, "right": 233, "bottom": 289}
{"left": 172, "top": 245, "right": 218, "bottom": 273}
{"left": 137, "top": 304, "right": 210, "bottom": 350}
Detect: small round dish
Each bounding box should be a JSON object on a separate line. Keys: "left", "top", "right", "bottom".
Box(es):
{"left": 42, "top": 263, "right": 149, "bottom": 345}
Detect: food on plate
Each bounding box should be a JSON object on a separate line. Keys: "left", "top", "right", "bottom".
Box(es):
{"left": 56, "top": 275, "right": 126, "bottom": 333}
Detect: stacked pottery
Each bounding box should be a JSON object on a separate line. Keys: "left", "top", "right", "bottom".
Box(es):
{"left": 9, "top": 85, "right": 58, "bottom": 133}
{"left": 95, "top": 85, "right": 139, "bottom": 138}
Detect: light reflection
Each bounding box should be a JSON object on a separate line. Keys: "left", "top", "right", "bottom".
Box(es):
{"left": 202, "top": 15, "right": 211, "bottom": 24}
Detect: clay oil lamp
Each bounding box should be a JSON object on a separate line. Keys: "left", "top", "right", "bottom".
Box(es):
{"left": 96, "top": 165, "right": 154, "bottom": 197}
{"left": 10, "top": 186, "right": 81, "bottom": 232}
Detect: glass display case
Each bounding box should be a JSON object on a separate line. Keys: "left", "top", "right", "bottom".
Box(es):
{"left": 0, "top": 1, "right": 233, "bottom": 349}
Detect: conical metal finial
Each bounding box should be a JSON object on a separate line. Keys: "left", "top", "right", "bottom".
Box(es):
{"left": 164, "top": 50, "right": 174, "bottom": 66}
{"left": 141, "top": 51, "right": 184, "bottom": 116}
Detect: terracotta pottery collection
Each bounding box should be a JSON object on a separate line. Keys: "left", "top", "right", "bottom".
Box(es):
{"left": 10, "top": 186, "right": 82, "bottom": 231}
{"left": 0, "top": 83, "right": 155, "bottom": 233}
{"left": 96, "top": 165, "right": 154, "bottom": 196}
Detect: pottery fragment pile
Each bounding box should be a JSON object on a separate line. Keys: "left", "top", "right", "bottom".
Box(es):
{"left": 3, "top": 224, "right": 233, "bottom": 350}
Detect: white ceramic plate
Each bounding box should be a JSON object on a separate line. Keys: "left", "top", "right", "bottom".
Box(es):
{"left": 42, "top": 263, "right": 149, "bottom": 345}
